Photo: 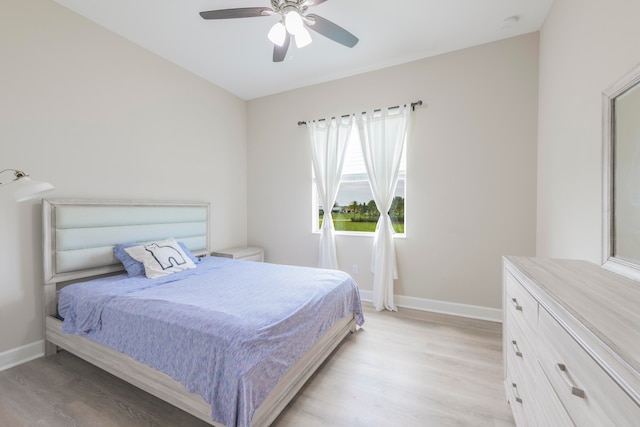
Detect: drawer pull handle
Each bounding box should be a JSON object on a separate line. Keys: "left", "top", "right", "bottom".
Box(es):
{"left": 556, "top": 363, "right": 586, "bottom": 398}
{"left": 511, "top": 383, "right": 523, "bottom": 403}
{"left": 511, "top": 340, "right": 523, "bottom": 357}
{"left": 511, "top": 297, "right": 523, "bottom": 311}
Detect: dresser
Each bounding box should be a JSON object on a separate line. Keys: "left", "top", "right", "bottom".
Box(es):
{"left": 503, "top": 257, "right": 640, "bottom": 426}
{"left": 210, "top": 246, "right": 264, "bottom": 262}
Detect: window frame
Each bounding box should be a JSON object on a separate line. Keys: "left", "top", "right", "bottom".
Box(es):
{"left": 311, "top": 128, "right": 407, "bottom": 238}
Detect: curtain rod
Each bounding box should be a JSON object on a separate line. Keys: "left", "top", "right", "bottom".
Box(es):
{"left": 297, "top": 100, "right": 423, "bottom": 126}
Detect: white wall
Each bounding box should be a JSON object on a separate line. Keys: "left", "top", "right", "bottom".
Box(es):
{"left": 537, "top": 0, "right": 640, "bottom": 261}
{"left": 247, "top": 33, "right": 539, "bottom": 317}
{"left": 0, "top": 0, "right": 247, "bottom": 360}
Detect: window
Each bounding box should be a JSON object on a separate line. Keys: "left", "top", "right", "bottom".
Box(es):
{"left": 313, "top": 126, "right": 406, "bottom": 235}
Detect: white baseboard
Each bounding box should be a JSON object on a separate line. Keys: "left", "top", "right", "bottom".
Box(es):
{"left": 359, "top": 290, "right": 502, "bottom": 323}
{"left": 0, "top": 340, "right": 45, "bottom": 371}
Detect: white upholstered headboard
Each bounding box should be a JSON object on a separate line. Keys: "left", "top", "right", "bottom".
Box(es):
{"left": 43, "top": 199, "right": 210, "bottom": 284}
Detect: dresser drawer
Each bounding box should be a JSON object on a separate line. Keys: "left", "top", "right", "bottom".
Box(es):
{"left": 536, "top": 363, "right": 575, "bottom": 427}
{"left": 506, "top": 346, "right": 536, "bottom": 425}
{"left": 505, "top": 321, "right": 537, "bottom": 382}
{"left": 538, "top": 308, "right": 640, "bottom": 426}
{"left": 505, "top": 347, "right": 530, "bottom": 427}
{"left": 505, "top": 378, "right": 529, "bottom": 427}
{"left": 506, "top": 323, "right": 573, "bottom": 426}
{"left": 505, "top": 272, "right": 538, "bottom": 332}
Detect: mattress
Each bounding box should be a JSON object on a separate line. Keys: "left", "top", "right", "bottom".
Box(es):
{"left": 58, "top": 256, "right": 363, "bottom": 427}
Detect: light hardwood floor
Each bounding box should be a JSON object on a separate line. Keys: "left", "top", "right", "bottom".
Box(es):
{"left": 0, "top": 304, "right": 515, "bottom": 426}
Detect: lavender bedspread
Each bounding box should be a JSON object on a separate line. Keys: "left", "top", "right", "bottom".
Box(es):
{"left": 58, "top": 256, "right": 364, "bottom": 427}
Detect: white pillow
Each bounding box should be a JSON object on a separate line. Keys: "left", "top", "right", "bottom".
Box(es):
{"left": 124, "top": 237, "right": 197, "bottom": 278}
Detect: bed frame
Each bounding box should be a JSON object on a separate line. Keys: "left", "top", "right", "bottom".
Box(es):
{"left": 42, "top": 199, "right": 357, "bottom": 427}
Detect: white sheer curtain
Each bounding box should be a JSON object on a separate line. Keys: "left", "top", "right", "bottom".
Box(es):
{"left": 308, "top": 116, "right": 354, "bottom": 269}
{"left": 358, "top": 106, "right": 410, "bottom": 311}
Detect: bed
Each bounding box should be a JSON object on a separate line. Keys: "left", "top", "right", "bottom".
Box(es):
{"left": 42, "top": 199, "right": 363, "bottom": 427}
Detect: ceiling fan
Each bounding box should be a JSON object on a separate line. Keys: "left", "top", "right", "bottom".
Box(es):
{"left": 199, "top": 0, "right": 359, "bottom": 62}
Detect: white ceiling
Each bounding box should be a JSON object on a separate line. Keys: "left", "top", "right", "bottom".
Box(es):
{"left": 52, "top": 0, "right": 554, "bottom": 100}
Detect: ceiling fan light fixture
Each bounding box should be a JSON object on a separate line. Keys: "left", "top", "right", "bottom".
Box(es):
{"left": 284, "top": 10, "right": 304, "bottom": 35}
{"left": 199, "top": 1, "right": 358, "bottom": 62}
{"left": 294, "top": 26, "right": 312, "bottom": 48}
{"left": 268, "top": 21, "right": 287, "bottom": 46}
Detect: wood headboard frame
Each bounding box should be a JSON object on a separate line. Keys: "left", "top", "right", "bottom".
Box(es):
{"left": 43, "top": 199, "right": 210, "bottom": 283}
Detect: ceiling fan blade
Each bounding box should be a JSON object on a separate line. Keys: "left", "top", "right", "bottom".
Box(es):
{"left": 200, "top": 8, "right": 272, "bottom": 20}
{"left": 273, "top": 33, "right": 291, "bottom": 62}
{"left": 305, "top": 14, "right": 359, "bottom": 48}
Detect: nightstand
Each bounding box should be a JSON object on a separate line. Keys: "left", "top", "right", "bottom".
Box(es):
{"left": 210, "top": 246, "right": 264, "bottom": 262}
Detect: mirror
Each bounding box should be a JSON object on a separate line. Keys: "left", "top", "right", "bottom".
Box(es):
{"left": 603, "top": 62, "right": 640, "bottom": 280}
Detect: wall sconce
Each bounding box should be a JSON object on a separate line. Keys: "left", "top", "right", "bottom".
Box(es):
{"left": 0, "top": 169, "right": 55, "bottom": 202}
